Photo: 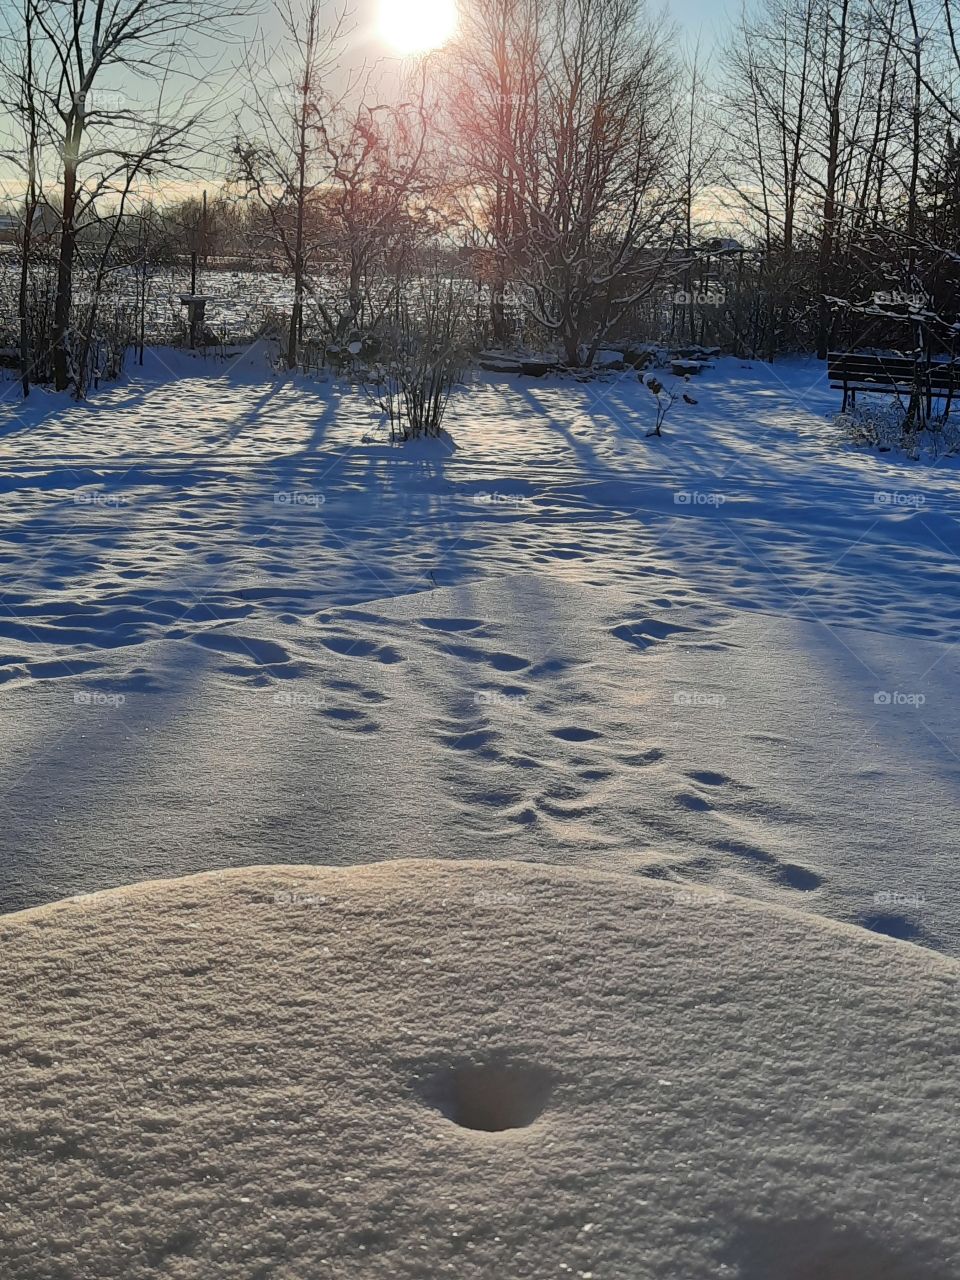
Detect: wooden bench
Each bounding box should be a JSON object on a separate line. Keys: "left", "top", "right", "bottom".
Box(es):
{"left": 828, "top": 351, "right": 960, "bottom": 416}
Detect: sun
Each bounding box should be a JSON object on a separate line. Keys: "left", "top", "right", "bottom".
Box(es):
{"left": 378, "top": 0, "right": 457, "bottom": 55}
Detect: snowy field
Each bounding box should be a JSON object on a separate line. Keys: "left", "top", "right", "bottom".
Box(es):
{"left": 2, "top": 347, "right": 959, "bottom": 952}
{"left": 0, "top": 263, "right": 317, "bottom": 344}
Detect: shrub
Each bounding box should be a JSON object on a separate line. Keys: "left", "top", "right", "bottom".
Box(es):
{"left": 365, "top": 273, "right": 471, "bottom": 442}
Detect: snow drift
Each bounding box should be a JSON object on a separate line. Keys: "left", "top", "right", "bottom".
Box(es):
{"left": 1, "top": 858, "right": 957, "bottom": 1278}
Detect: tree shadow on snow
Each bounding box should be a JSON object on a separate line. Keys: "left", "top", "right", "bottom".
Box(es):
{"left": 721, "top": 1217, "right": 952, "bottom": 1280}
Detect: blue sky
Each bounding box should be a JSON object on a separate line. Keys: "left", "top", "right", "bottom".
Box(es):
{"left": 665, "top": 0, "right": 734, "bottom": 45}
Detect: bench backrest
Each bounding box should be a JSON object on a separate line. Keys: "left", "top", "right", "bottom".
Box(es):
{"left": 827, "top": 352, "right": 960, "bottom": 390}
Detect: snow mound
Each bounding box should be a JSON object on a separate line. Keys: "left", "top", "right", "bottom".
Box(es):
{"left": 1, "top": 859, "right": 958, "bottom": 1278}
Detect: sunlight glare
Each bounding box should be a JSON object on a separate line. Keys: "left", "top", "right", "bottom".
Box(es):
{"left": 378, "top": 0, "right": 458, "bottom": 55}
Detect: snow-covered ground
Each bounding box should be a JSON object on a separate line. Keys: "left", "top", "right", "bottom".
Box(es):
{"left": 2, "top": 859, "right": 958, "bottom": 1279}
{"left": 2, "top": 346, "right": 959, "bottom": 952}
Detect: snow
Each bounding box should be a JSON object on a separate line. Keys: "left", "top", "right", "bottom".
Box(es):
{"left": 3, "top": 346, "right": 960, "bottom": 1272}
{"left": 1, "top": 348, "right": 960, "bottom": 952}
{"left": 1, "top": 857, "right": 958, "bottom": 1279}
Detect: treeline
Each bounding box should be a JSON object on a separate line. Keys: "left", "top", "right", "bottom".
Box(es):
{"left": 721, "top": 0, "right": 960, "bottom": 358}
{"left": 1, "top": 0, "right": 960, "bottom": 398}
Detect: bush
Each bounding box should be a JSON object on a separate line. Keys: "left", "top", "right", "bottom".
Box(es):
{"left": 365, "top": 273, "right": 471, "bottom": 442}
{"left": 835, "top": 400, "right": 960, "bottom": 460}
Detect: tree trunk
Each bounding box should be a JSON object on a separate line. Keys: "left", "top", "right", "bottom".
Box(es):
{"left": 348, "top": 258, "right": 362, "bottom": 328}
{"left": 562, "top": 328, "right": 581, "bottom": 367}
{"left": 287, "top": 292, "right": 302, "bottom": 370}
{"left": 18, "top": 214, "right": 33, "bottom": 398}
{"left": 490, "top": 289, "right": 509, "bottom": 346}
{"left": 816, "top": 0, "right": 849, "bottom": 361}
{"left": 53, "top": 127, "right": 80, "bottom": 391}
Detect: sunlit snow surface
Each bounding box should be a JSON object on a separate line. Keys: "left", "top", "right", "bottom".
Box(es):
{"left": 1, "top": 345, "right": 958, "bottom": 950}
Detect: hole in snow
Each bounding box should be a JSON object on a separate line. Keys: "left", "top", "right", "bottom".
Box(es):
{"left": 427, "top": 1062, "right": 553, "bottom": 1132}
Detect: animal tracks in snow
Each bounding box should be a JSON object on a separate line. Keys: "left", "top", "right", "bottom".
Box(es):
{"left": 248, "top": 582, "right": 840, "bottom": 921}
{"left": 610, "top": 618, "right": 696, "bottom": 650}
{"left": 549, "top": 725, "right": 603, "bottom": 742}
{"left": 315, "top": 629, "right": 405, "bottom": 665}
{"left": 1, "top": 355, "right": 956, "bottom": 948}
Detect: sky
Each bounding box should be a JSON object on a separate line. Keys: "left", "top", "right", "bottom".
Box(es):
{"left": 0, "top": 0, "right": 738, "bottom": 203}
{"left": 663, "top": 0, "right": 735, "bottom": 44}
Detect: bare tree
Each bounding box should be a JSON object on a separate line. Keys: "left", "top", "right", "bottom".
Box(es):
{"left": 719, "top": 0, "right": 821, "bottom": 352}
{"left": 718, "top": 0, "right": 944, "bottom": 357}
{"left": 441, "top": 0, "right": 545, "bottom": 344}
{"left": 521, "top": 0, "right": 677, "bottom": 365}
{"left": 316, "top": 84, "right": 436, "bottom": 341}
{"left": 443, "top": 0, "right": 679, "bottom": 365}
{"left": 233, "top": 0, "right": 352, "bottom": 368}
{"left": 674, "top": 41, "right": 722, "bottom": 344}
{"left": 12, "top": 0, "right": 249, "bottom": 391}
{"left": 0, "top": 0, "right": 45, "bottom": 396}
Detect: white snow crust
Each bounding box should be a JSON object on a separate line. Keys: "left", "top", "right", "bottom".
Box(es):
{"left": 1, "top": 858, "right": 958, "bottom": 1279}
